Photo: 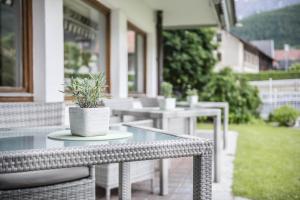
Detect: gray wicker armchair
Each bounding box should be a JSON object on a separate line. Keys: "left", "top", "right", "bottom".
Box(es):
{"left": 0, "top": 102, "right": 95, "bottom": 200}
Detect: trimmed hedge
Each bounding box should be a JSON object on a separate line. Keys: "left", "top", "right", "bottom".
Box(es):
{"left": 238, "top": 71, "right": 300, "bottom": 81}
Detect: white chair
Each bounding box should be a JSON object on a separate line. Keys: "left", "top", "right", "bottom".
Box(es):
{"left": 95, "top": 99, "right": 155, "bottom": 200}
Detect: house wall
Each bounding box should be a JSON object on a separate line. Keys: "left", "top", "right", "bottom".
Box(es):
{"left": 216, "top": 31, "right": 259, "bottom": 73}
{"left": 243, "top": 48, "right": 259, "bottom": 73}
{"left": 259, "top": 54, "right": 273, "bottom": 71}
{"left": 215, "top": 31, "right": 243, "bottom": 72}
{"left": 100, "top": 0, "right": 157, "bottom": 98}
{"left": 31, "top": 0, "right": 158, "bottom": 102}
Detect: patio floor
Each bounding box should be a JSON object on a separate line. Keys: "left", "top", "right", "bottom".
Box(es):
{"left": 96, "top": 130, "right": 239, "bottom": 200}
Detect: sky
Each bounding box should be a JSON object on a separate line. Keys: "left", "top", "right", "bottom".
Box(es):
{"left": 235, "top": 0, "right": 300, "bottom": 20}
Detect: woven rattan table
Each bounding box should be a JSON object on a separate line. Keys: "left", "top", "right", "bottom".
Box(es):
{"left": 0, "top": 125, "right": 213, "bottom": 200}
{"left": 113, "top": 107, "right": 222, "bottom": 195}
{"left": 177, "top": 101, "right": 229, "bottom": 150}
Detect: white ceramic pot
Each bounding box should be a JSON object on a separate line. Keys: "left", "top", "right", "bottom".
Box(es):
{"left": 159, "top": 98, "right": 176, "bottom": 110}
{"left": 69, "top": 107, "right": 110, "bottom": 137}
{"left": 187, "top": 95, "right": 198, "bottom": 106}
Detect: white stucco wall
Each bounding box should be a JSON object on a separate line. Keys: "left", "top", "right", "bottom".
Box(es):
{"left": 216, "top": 31, "right": 259, "bottom": 73}
{"left": 215, "top": 31, "right": 243, "bottom": 72}
{"left": 243, "top": 50, "right": 259, "bottom": 73}
{"left": 32, "top": 0, "right": 64, "bottom": 102}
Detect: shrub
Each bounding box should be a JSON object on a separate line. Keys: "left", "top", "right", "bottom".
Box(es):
{"left": 160, "top": 82, "right": 173, "bottom": 98}
{"left": 289, "top": 63, "right": 300, "bottom": 72}
{"left": 200, "top": 68, "right": 261, "bottom": 123}
{"left": 65, "top": 73, "right": 107, "bottom": 108}
{"left": 163, "top": 28, "right": 217, "bottom": 99}
{"left": 271, "top": 105, "right": 299, "bottom": 127}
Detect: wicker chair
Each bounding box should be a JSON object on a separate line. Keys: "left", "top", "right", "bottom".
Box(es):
{"left": 96, "top": 99, "right": 155, "bottom": 200}
{"left": 0, "top": 102, "right": 95, "bottom": 200}
{"left": 0, "top": 102, "right": 65, "bottom": 128}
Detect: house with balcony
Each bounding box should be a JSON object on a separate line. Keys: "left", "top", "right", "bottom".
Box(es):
{"left": 0, "top": 0, "right": 236, "bottom": 103}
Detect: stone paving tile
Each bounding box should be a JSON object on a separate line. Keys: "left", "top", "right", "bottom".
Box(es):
{"left": 96, "top": 130, "right": 239, "bottom": 200}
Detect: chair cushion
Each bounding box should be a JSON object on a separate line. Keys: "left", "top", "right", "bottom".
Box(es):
{"left": 0, "top": 167, "right": 89, "bottom": 190}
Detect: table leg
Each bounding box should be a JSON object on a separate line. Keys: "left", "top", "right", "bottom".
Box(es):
{"left": 120, "top": 114, "right": 125, "bottom": 122}
{"left": 159, "top": 117, "right": 169, "bottom": 195}
{"left": 188, "top": 117, "right": 196, "bottom": 135}
{"left": 159, "top": 159, "right": 169, "bottom": 195}
{"left": 193, "top": 154, "right": 212, "bottom": 200}
{"left": 223, "top": 105, "right": 229, "bottom": 149}
{"left": 119, "top": 162, "right": 131, "bottom": 200}
{"left": 213, "top": 114, "right": 221, "bottom": 183}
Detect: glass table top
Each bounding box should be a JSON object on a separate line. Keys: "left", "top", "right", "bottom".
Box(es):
{"left": 0, "top": 126, "right": 180, "bottom": 152}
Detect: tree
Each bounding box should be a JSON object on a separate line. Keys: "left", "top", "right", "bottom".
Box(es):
{"left": 163, "top": 28, "right": 217, "bottom": 99}
{"left": 200, "top": 68, "right": 261, "bottom": 123}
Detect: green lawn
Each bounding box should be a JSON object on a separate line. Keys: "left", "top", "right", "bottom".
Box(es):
{"left": 197, "top": 122, "right": 300, "bottom": 200}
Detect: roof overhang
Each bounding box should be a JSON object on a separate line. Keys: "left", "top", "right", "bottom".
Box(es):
{"left": 143, "top": 0, "right": 237, "bottom": 30}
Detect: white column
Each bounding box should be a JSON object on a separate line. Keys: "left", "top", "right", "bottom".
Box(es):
{"left": 110, "top": 9, "right": 128, "bottom": 98}
{"left": 32, "top": 0, "right": 64, "bottom": 102}
{"left": 146, "top": 32, "right": 157, "bottom": 97}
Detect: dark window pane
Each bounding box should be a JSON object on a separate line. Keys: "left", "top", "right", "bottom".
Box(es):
{"left": 0, "top": 0, "right": 23, "bottom": 87}
{"left": 128, "top": 28, "right": 146, "bottom": 93}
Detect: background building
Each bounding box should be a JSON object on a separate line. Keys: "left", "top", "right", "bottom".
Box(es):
{"left": 216, "top": 31, "right": 274, "bottom": 73}
{"left": 275, "top": 49, "right": 300, "bottom": 70}
{"left": 0, "top": 0, "right": 236, "bottom": 102}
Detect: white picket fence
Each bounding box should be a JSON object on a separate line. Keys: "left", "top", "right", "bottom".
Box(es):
{"left": 259, "top": 92, "right": 300, "bottom": 119}
{"left": 250, "top": 79, "right": 300, "bottom": 119}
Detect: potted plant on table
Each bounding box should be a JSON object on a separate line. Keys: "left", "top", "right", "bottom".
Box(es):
{"left": 159, "top": 82, "right": 176, "bottom": 110}
{"left": 66, "top": 73, "right": 110, "bottom": 137}
{"left": 186, "top": 88, "right": 198, "bottom": 106}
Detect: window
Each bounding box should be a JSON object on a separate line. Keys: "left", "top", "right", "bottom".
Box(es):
{"left": 63, "top": 0, "right": 110, "bottom": 92}
{"left": 127, "top": 22, "right": 147, "bottom": 94}
{"left": 0, "top": 0, "right": 32, "bottom": 97}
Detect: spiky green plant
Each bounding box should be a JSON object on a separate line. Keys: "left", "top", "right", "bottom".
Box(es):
{"left": 66, "top": 73, "right": 107, "bottom": 108}
{"left": 161, "top": 82, "right": 173, "bottom": 98}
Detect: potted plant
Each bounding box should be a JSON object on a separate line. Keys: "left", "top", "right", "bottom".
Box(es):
{"left": 159, "top": 82, "right": 176, "bottom": 110}
{"left": 66, "top": 73, "right": 109, "bottom": 137}
{"left": 186, "top": 88, "right": 198, "bottom": 106}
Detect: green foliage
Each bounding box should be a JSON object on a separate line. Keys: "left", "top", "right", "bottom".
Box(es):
{"left": 271, "top": 105, "right": 299, "bottom": 127}
{"left": 160, "top": 82, "right": 173, "bottom": 98}
{"left": 239, "top": 71, "right": 300, "bottom": 81}
{"left": 231, "top": 4, "right": 300, "bottom": 49}
{"left": 289, "top": 63, "right": 300, "bottom": 72}
{"left": 200, "top": 68, "right": 261, "bottom": 123}
{"left": 163, "top": 28, "right": 217, "bottom": 99}
{"left": 64, "top": 73, "right": 91, "bottom": 79}
{"left": 65, "top": 73, "right": 107, "bottom": 108}
{"left": 186, "top": 88, "right": 198, "bottom": 96}
{"left": 64, "top": 42, "right": 92, "bottom": 73}
{"left": 0, "top": 34, "right": 16, "bottom": 86}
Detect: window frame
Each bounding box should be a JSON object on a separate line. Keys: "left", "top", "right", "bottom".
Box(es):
{"left": 0, "top": 0, "right": 33, "bottom": 97}
{"left": 127, "top": 21, "right": 147, "bottom": 95}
